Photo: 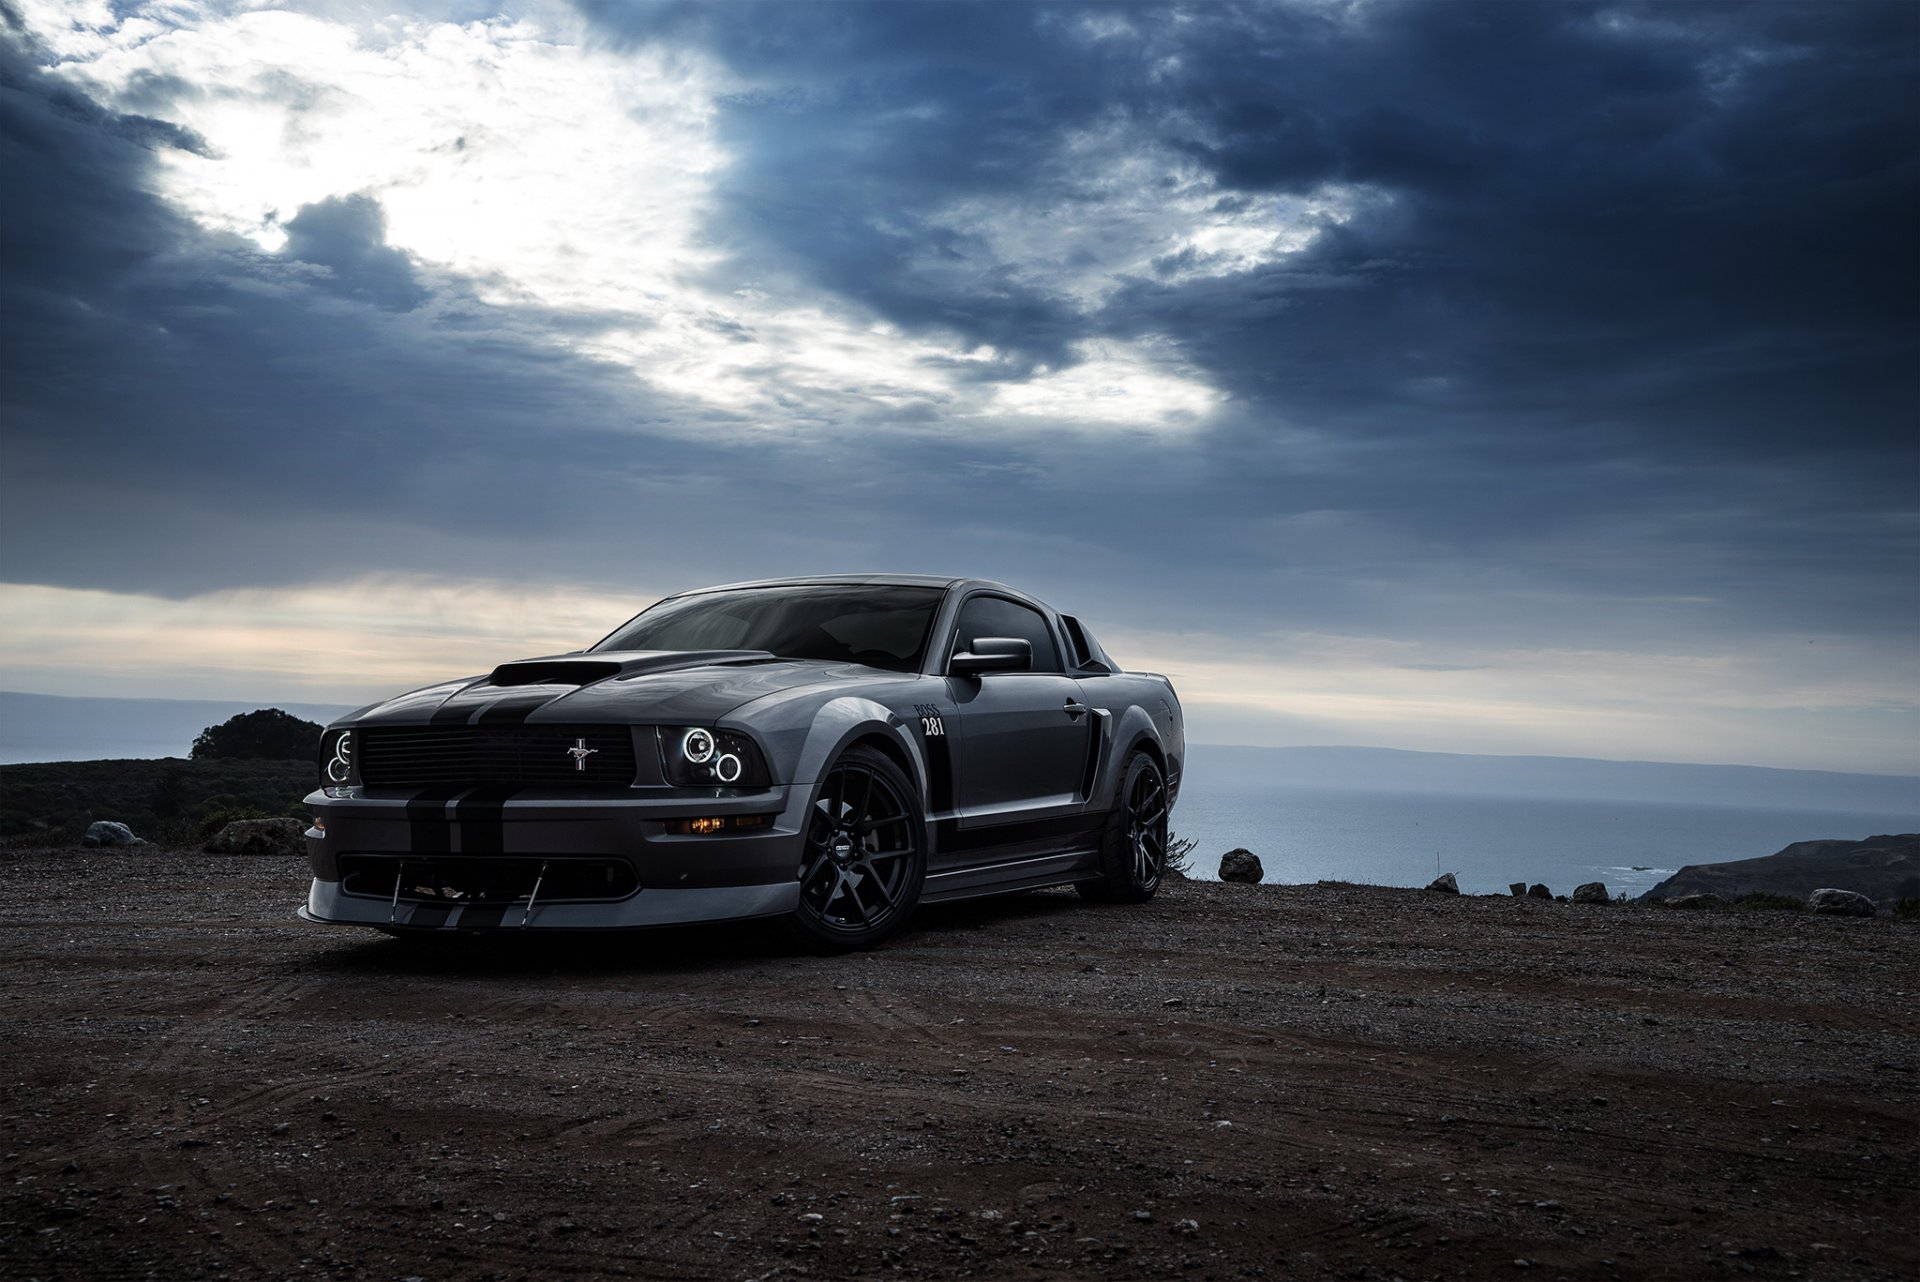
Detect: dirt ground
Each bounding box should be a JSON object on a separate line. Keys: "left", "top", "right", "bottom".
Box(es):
{"left": 1, "top": 849, "right": 1914, "bottom": 1282}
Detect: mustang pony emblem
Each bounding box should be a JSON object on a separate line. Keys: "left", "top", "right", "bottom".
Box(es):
{"left": 566, "top": 739, "right": 599, "bottom": 771}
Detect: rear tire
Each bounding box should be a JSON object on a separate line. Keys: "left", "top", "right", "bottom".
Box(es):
{"left": 1077, "top": 751, "right": 1167, "bottom": 904}
{"left": 786, "top": 745, "right": 927, "bottom": 953}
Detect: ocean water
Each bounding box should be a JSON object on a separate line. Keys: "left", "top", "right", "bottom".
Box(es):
{"left": 1167, "top": 779, "right": 1919, "bottom": 900}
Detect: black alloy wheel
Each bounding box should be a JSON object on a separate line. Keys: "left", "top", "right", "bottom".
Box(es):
{"left": 789, "top": 745, "right": 926, "bottom": 951}
{"left": 1079, "top": 751, "right": 1167, "bottom": 903}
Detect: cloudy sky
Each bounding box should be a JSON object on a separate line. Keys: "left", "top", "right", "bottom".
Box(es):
{"left": 1, "top": 0, "right": 1914, "bottom": 772}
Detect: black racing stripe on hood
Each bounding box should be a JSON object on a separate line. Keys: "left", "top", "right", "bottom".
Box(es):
{"left": 430, "top": 692, "right": 481, "bottom": 725}
{"left": 423, "top": 684, "right": 571, "bottom": 727}
{"left": 475, "top": 691, "right": 564, "bottom": 724}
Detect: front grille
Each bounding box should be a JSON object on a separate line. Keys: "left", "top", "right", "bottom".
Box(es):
{"left": 339, "top": 855, "right": 638, "bottom": 904}
{"left": 358, "top": 725, "right": 638, "bottom": 788}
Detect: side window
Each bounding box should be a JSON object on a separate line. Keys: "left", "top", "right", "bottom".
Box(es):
{"left": 953, "top": 596, "right": 1062, "bottom": 673}
{"left": 1060, "top": 615, "right": 1090, "bottom": 669}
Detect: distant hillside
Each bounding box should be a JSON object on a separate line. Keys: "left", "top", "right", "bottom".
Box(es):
{"left": 1188, "top": 743, "right": 1919, "bottom": 815}
{"left": 1643, "top": 835, "right": 1920, "bottom": 907}
{"left": 0, "top": 691, "right": 359, "bottom": 764}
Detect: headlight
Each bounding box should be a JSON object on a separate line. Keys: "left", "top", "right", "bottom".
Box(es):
{"left": 658, "top": 726, "right": 770, "bottom": 788}
{"left": 319, "top": 728, "right": 358, "bottom": 789}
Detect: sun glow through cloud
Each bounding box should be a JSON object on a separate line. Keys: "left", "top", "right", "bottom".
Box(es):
{"left": 44, "top": 7, "right": 730, "bottom": 308}
{"left": 19, "top": 0, "right": 1243, "bottom": 434}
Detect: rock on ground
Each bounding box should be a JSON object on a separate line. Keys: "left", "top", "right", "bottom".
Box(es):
{"left": 1572, "top": 881, "right": 1610, "bottom": 905}
{"left": 81, "top": 820, "right": 145, "bottom": 848}
{"left": 1427, "top": 872, "right": 1460, "bottom": 894}
{"left": 1527, "top": 883, "right": 1552, "bottom": 900}
{"left": 204, "top": 817, "right": 306, "bottom": 857}
{"left": 1218, "top": 848, "right": 1264, "bottom": 884}
{"left": 1807, "top": 887, "right": 1877, "bottom": 917}
{"left": 1667, "top": 893, "right": 1722, "bottom": 910}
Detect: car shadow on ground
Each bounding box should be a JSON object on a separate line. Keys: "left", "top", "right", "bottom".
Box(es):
{"left": 296, "top": 886, "right": 1090, "bottom": 979}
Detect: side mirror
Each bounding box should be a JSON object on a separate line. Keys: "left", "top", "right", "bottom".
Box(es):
{"left": 949, "top": 636, "right": 1031, "bottom": 677}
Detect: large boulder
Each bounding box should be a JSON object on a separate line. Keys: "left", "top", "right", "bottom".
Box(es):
{"left": 1509, "top": 882, "right": 1527, "bottom": 897}
{"left": 205, "top": 817, "right": 306, "bottom": 857}
{"left": 1807, "top": 887, "right": 1876, "bottom": 917}
{"left": 1218, "top": 848, "right": 1264, "bottom": 884}
{"left": 1426, "top": 872, "right": 1459, "bottom": 894}
{"left": 1527, "top": 883, "right": 1553, "bottom": 900}
{"left": 1572, "top": 882, "right": 1610, "bottom": 905}
{"left": 81, "top": 821, "right": 146, "bottom": 848}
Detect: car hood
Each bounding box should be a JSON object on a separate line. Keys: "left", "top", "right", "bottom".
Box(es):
{"left": 342, "top": 650, "right": 900, "bottom": 727}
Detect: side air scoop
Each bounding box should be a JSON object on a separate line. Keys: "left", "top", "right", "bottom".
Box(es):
{"left": 487, "top": 650, "right": 776, "bottom": 687}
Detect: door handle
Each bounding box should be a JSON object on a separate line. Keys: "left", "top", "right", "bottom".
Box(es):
{"left": 1062, "top": 700, "right": 1089, "bottom": 720}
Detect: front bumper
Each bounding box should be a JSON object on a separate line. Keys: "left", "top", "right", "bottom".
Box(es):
{"left": 299, "top": 783, "right": 807, "bottom": 932}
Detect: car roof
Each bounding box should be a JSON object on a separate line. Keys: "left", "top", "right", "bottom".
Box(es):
{"left": 672, "top": 573, "right": 1026, "bottom": 599}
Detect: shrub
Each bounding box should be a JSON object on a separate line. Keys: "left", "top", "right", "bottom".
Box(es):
{"left": 191, "top": 709, "right": 325, "bottom": 761}
{"left": 1894, "top": 898, "right": 1920, "bottom": 923}
{"left": 1164, "top": 831, "right": 1196, "bottom": 879}
{"left": 149, "top": 768, "right": 186, "bottom": 820}
{"left": 1731, "top": 893, "right": 1804, "bottom": 913}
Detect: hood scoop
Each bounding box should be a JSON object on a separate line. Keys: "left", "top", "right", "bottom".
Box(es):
{"left": 488, "top": 650, "right": 776, "bottom": 687}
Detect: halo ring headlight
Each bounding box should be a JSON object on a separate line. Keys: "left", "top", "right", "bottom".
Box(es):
{"left": 325, "top": 731, "right": 353, "bottom": 783}
{"left": 659, "top": 725, "right": 767, "bottom": 788}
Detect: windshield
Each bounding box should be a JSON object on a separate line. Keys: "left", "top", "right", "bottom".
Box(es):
{"left": 591, "top": 585, "right": 945, "bottom": 673}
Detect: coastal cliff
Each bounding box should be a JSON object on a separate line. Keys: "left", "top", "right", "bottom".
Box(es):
{"left": 1644, "top": 833, "right": 1919, "bottom": 906}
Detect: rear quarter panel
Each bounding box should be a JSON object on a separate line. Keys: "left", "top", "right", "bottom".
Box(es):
{"left": 1078, "top": 670, "right": 1184, "bottom": 810}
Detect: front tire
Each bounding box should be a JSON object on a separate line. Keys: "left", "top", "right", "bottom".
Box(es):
{"left": 1077, "top": 751, "right": 1168, "bottom": 904}
{"left": 786, "top": 745, "right": 927, "bottom": 953}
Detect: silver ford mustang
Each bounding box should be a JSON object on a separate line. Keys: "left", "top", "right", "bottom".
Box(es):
{"left": 301, "top": 575, "right": 1183, "bottom": 950}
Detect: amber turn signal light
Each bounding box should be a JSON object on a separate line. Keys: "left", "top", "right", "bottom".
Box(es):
{"left": 669, "top": 814, "right": 774, "bottom": 836}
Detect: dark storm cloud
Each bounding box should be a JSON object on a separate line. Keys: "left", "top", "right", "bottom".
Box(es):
{"left": 584, "top": 0, "right": 1915, "bottom": 444}
{"left": 574, "top": 0, "right": 1918, "bottom": 637}
{"left": 581, "top": 0, "right": 1123, "bottom": 372}
{"left": 1115, "top": 0, "right": 1919, "bottom": 458}
{"left": 279, "top": 194, "right": 428, "bottom": 311}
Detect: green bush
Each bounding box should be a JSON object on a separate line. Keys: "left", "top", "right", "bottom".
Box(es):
{"left": 1732, "top": 892, "right": 1804, "bottom": 912}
